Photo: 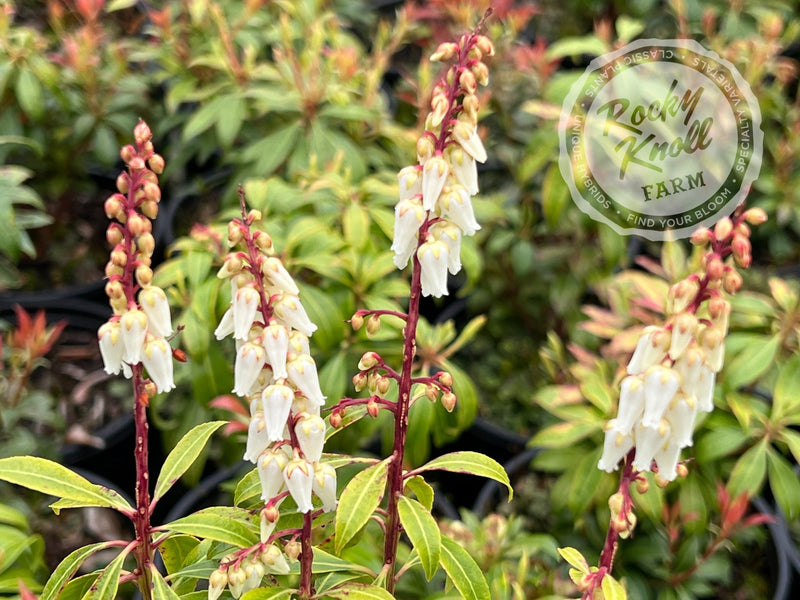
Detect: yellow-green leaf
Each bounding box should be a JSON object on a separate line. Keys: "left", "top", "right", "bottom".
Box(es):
{"left": 601, "top": 573, "right": 627, "bottom": 600}
{"left": 80, "top": 550, "right": 126, "bottom": 599}
{"left": 727, "top": 439, "right": 769, "bottom": 498}
{"left": 148, "top": 565, "right": 180, "bottom": 599}
{"left": 439, "top": 536, "right": 490, "bottom": 600}
{"left": 398, "top": 496, "right": 441, "bottom": 580}
{"left": 0, "top": 457, "right": 133, "bottom": 514}
{"left": 335, "top": 457, "right": 390, "bottom": 553}
{"left": 321, "top": 583, "right": 396, "bottom": 599}
{"left": 767, "top": 448, "right": 800, "bottom": 520}
{"left": 40, "top": 542, "right": 115, "bottom": 600}
{"left": 165, "top": 507, "right": 258, "bottom": 548}
{"left": 414, "top": 451, "right": 512, "bottom": 499}
{"left": 557, "top": 547, "right": 589, "bottom": 574}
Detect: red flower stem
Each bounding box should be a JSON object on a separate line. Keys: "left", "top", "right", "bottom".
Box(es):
{"left": 298, "top": 512, "right": 314, "bottom": 599}
{"left": 132, "top": 364, "right": 154, "bottom": 600}
{"left": 584, "top": 450, "right": 637, "bottom": 599}
{"left": 382, "top": 251, "right": 423, "bottom": 593}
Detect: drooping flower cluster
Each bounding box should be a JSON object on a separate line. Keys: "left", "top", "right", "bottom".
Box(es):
{"left": 97, "top": 120, "right": 175, "bottom": 395}
{"left": 391, "top": 33, "right": 493, "bottom": 297}
{"left": 599, "top": 209, "right": 766, "bottom": 482}
{"left": 209, "top": 197, "right": 335, "bottom": 599}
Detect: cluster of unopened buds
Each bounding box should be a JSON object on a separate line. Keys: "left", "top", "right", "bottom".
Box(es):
{"left": 391, "top": 32, "right": 494, "bottom": 296}
{"left": 207, "top": 543, "right": 293, "bottom": 600}
{"left": 97, "top": 120, "right": 176, "bottom": 396}
{"left": 599, "top": 207, "right": 767, "bottom": 483}
{"left": 329, "top": 343, "right": 457, "bottom": 427}
{"left": 210, "top": 195, "right": 336, "bottom": 599}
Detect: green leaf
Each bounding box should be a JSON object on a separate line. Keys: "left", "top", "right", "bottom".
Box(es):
{"left": 398, "top": 496, "right": 441, "bottom": 581}
{"left": 0, "top": 504, "right": 28, "bottom": 529}
{"left": 439, "top": 536, "right": 490, "bottom": 600}
{"left": 724, "top": 335, "right": 780, "bottom": 390}
{"left": 601, "top": 573, "right": 628, "bottom": 600}
{"left": 0, "top": 457, "right": 133, "bottom": 514}
{"left": 106, "top": 0, "right": 139, "bottom": 10}
{"left": 404, "top": 475, "right": 434, "bottom": 510}
{"left": 240, "top": 587, "right": 295, "bottom": 600}
{"left": 148, "top": 565, "right": 181, "bottom": 600}
{"left": 183, "top": 96, "right": 228, "bottom": 141}
{"left": 780, "top": 429, "right": 800, "bottom": 464}
{"left": 414, "top": 451, "right": 512, "bottom": 499}
{"left": 80, "top": 550, "right": 125, "bottom": 600}
{"left": 727, "top": 439, "right": 768, "bottom": 498}
{"left": 529, "top": 421, "right": 600, "bottom": 449}
{"left": 40, "top": 542, "right": 114, "bottom": 600}
{"left": 154, "top": 421, "right": 226, "bottom": 502}
{"left": 343, "top": 203, "right": 371, "bottom": 251}
{"left": 767, "top": 448, "right": 800, "bottom": 520}
{"left": 165, "top": 507, "right": 259, "bottom": 548}
{"left": 308, "top": 548, "right": 374, "bottom": 575}
{"left": 772, "top": 354, "right": 800, "bottom": 421}
{"left": 216, "top": 95, "right": 245, "bottom": 147}
{"left": 241, "top": 123, "right": 302, "bottom": 176}
{"left": 335, "top": 457, "right": 390, "bottom": 553}
{"left": 321, "top": 583, "right": 396, "bottom": 600}
{"left": 15, "top": 70, "right": 44, "bottom": 120}
{"left": 557, "top": 547, "right": 590, "bottom": 573}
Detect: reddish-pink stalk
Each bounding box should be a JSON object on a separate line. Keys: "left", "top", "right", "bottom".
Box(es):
{"left": 380, "top": 17, "right": 490, "bottom": 591}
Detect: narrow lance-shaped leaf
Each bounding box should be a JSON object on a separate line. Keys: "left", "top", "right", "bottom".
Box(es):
{"left": 40, "top": 542, "right": 116, "bottom": 600}
{"left": 154, "top": 421, "right": 226, "bottom": 502}
{"left": 80, "top": 549, "right": 127, "bottom": 600}
{"left": 0, "top": 457, "right": 133, "bottom": 514}
{"left": 148, "top": 565, "right": 181, "bottom": 600}
{"left": 165, "top": 507, "right": 259, "bottom": 548}
{"left": 398, "top": 496, "right": 441, "bottom": 581}
{"left": 321, "top": 583, "right": 397, "bottom": 600}
{"left": 335, "top": 457, "right": 391, "bottom": 553}
{"left": 412, "top": 451, "right": 512, "bottom": 499}
{"left": 439, "top": 536, "right": 490, "bottom": 600}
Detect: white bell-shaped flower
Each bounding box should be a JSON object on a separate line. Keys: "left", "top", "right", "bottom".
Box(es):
{"left": 284, "top": 458, "right": 315, "bottom": 513}
{"left": 258, "top": 448, "right": 289, "bottom": 501}
{"left": 214, "top": 306, "right": 234, "bottom": 340}
{"left": 288, "top": 331, "right": 311, "bottom": 356}
{"left": 98, "top": 320, "right": 124, "bottom": 375}
{"left": 295, "top": 412, "right": 326, "bottom": 463}
{"left": 273, "top": 293, "right": 317, "bottom": 337}
{"left": 627, "top": 326, "right": 668, "bottom": 375}
{"left": 397, "top": 165, "right": 422, "bottom": 201}
{"left": 431, "top": 220, "right": 462, "bottom": 275}
{"left": 242, "top": 561, "right": 265, "bottom": 595}
{"left": 312, "top": 462, "right": 338, "bottom": 512}
{"left": 244, "top": 412, "right": 270, "bottom": 463}
{"left": 391, "top": 196, "right": 425, "bottom": 269}
{"left": 262, "top": 383, "right": 294, "bottom": 442}
{"left": 142, "top": 335, "right": 175, "bottom": 393}
{"left": 440, "top": 186, "right": 480, "bottom": 236}
{"left": 227, "top": 567, "right": 246, "bottom": 599}
{"left": 700, "top": 326, "right": 725, "bottom": 373}
{"left": 260, "top": 544, "right": 291, "bottom": 575}
{"left": 449, "top": 146, "right": 478, "bottom": 196}
{"left": 642, "top": 365, "right": 680, "bottom": 427}
{"left": 120, "top": 309, "right": 148, "bottom": 365}
{"left": 233, "top": 284, "right": 260, "bottom": 341}
{"left": 292, "top": 394, "right": 321, "bottom": 418}
{"left": 453, "top": 120, "right": 488, "bottom": 163}
{"left": 262, "top": 257, "right": 299, "bottom": 295}
{"left": 233, "top": 342, "right": 266, "bottom": 397}
{"left": 674, "top": 346, "right": 703, "bottom": 396}
{"left": 287, "top": 354, "right": 326, "bottom": 406}
{"left": 632, "top": 420, "right": 671, "bottom": 472}
{"left": 695, "top": 365, "right": 716, "bottom": 413}
{"left": 260, "top": 508, "right": 277, "bottom": 543}
{"left": 418, "top": 238, "right": 450, "bottom": 298}
{"left": 598, "top": 419, "right": 634, "bottom": 473}
{"left": 654, "top": 437, "right": 682, "bottom": 482}
{"left": 616, "top": 375, "right": 645, "bottom": 434}
{"left": 263, "top": 321, "right": 290, "bottom": 379}
{"left": 666, "top": 392, "right": 697, "bottom": 448}
{"left": 139, "top": 285, "right": 173, "bottom": 338}
{"left": 668, "top": 313, "right": 697, "bottom": 360}
{"left": 207, "top": 570, "right": 227, "bottom": 600}
{"left": 421, "top": 155, "right": 449, "bottom": 211}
